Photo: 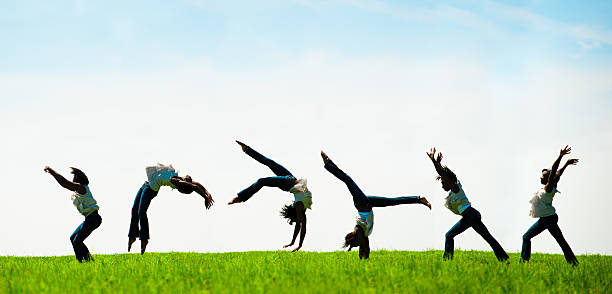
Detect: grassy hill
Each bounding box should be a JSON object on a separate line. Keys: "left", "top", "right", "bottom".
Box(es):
{"left": 1, "top": 250, "right": 610, "bottom": 293}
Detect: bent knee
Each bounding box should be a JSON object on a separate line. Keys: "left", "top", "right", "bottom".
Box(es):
{"left": 522, "top": 233, "right": 532, "bottom": 241}
{"left": 445, "top": 232, "right": 454, "bottom": 240}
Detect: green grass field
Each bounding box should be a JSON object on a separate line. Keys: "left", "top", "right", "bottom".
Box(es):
{"left": 1, "top": 250, "right": 610, "bottom": 293}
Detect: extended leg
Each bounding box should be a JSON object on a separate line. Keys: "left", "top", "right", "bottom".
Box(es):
{"left": 366, "top": 196, "right": 421, "bottom": 207}
{"left": 128, "top": 183, "right": 146, "bottom": 239}
{"left": 444, "top": 217, "right": 471, "bottom": 260}
{"left": 244, "top": 146, "right": 293, "bottom": 177}
{"left": 548, "top": 221, "right": 579, "bottom": 265}
{"left": 470, "top": 213, "right": 509, "bottom": 261}
{"left": 237, "top": 175, "right": 297, "bottom": 202}
{"left": 323, "top": 159, "right": 370, "bottom": 209}
{"left": 137, "top": 185, "right": 158, "bottom": 241}
{"left": 521, "top": 219, "right": 547, "bottom": 262}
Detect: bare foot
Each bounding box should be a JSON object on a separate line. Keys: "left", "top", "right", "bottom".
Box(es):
{"left": 141, "top": 240, "right": 149, "bottom": 255}
{"left": 420, "top": 197, "right": 432, "bottom": 210}
{"left": 283, "top": 243, "right": 294, "bottom": 248}
{"left": 228, "top": 196, "right": 243, "bottom": 205}
{"left": 235, "top": 140, "right": 248, "bottom": 152}
{"left": 320, "top": 151, "right": 330, "bottom": 164}
{"left": 128, "top": 237, "right": 136, "bottom": 252}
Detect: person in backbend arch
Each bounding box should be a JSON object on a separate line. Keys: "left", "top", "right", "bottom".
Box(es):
{"left": 44, "top": 166, "right": 102, "bottom": 262}
{"left": 426, "top": 147, "right": 509, "bottom": 262}
{"left": 320, "top": 151, "right": 431, "bottom": 259}
{"left": 521, "top": 145, "right": 579, "bottom": 265}
{"left": 128, "top": 163, "right": 214, "bottom": 254}
{"left": 228, "top": 141, "right": 311, "bottom": 252}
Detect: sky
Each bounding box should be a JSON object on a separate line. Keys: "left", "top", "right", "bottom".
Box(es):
{"left": 1, "top": 0, "right": 611, "bottom": 257}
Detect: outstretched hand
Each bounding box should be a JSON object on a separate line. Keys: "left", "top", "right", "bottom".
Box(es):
{"left": 560, "top": 145, "right": 572, "bottom": 156}
{"left": 426, "top": 147, "right": 437, "bottom": 161}
{"left": 436, "top": 152, "right": 443, "bottom": 163}
{"left": 566, "top": 158, "right": 579, "bottom": 166}
{"left": 44, "top": 166, "right": 53, "bottom": 174}
{"left": 204, "top": 194, "right": 214, "bottom": 209}
{"left": 236, "top": 140, "right": 248, "bottom": 152}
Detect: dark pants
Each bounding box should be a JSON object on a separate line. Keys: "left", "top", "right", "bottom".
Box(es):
{"left": 444, "top": 207, "right": 509, "bottom": 261}
{"left": 324, "top": 160, "right": 421, "bottom": 210}
{"left": 237, "top": 146, "right": 296, "bottom": 202}
{"left": 128, "top": 182, "right": 158, "bottom": 240}
{"left": 70, "top": 210, "right": 102, "bottom": 262}
{"left": 521, "top": 213, "right": 578, "bottom": 264}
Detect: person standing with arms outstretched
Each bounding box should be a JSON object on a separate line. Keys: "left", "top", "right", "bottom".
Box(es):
{"left": 521, "top": 145, "right": 579, "bottom": 265}
{"left": 44, "top": 166, "right": 102, "bottom": 262}
{"left": 426, "top": 148, "right": 509, "bottom": 261}
{"left": 321, "top": 151, "right": 431, "bottom": 259}
{"left": 228, "top": 141, "right": 311, "bottom": 252}
{"left": 128, "top": 163, "right": 214, "bottom": 254}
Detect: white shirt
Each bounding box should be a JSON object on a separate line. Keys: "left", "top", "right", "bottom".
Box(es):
{"left": 71, "top": 185, "right": 99, "bottom": 216}
{"left": 529, "top": 188, "right": 558, "bottom": 218}
{"left": 289, "top": 178, "right": 312, "bottom": 209}
{"left": 445, "top": 183, "right": 471, "bottom": 215}
{"left": 145, "top": 163, "right": 179, "bottom": 192}
{"left": 356, "top": 211, "right": 374, "bottom": 237}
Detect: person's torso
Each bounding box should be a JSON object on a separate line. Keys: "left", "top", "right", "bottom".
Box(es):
{"left": 289, "top": 178, "right": 312, "bottom": 209}
{"left": 146, "top": 164, "right": 178, "bottom": 191}
{"left": 444, "top": 183, "right": 471, "bottom": 215}
{"left": 529, "top": 187, "right": 558, "bottom": 218}
{"left": 355, "top": 211, "right": 374, "bottom": 237}
{"left": 71, "top": 185, "right": 99, "bottom": 216}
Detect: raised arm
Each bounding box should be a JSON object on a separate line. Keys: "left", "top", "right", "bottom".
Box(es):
{"left": 426, "top": 147, "right": 459, "bottom": 192}
{"left": 44, "top": 166, "right": 86, "bottom": 194}
{"left": 545, "top": 145, "right": 572, "bottom": 192}
{"left": 556, "top": 158, "right": 579, "bottom": 182}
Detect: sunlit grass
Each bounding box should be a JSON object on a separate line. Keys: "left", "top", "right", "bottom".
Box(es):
{"left": 1, "top": 250, "right": 610, "bottom": 293}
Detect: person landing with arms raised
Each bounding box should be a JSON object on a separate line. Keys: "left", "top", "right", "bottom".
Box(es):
{"left": 128, "top": 163, "right": 214, "bottom": 254}
{"left": 44, "top": 166, "right": 102, "bottom": 263}
{"left": 426, "top": 147, "right": 509, "bottom": 262}
{"left": 320, "top": 151, "right": 431, "bottom": 259}
{"left": 228, "top": 141, "right": 311, "bottom": 252}
{"left": 521, "top": 145, "right": 579, "bottom": 265}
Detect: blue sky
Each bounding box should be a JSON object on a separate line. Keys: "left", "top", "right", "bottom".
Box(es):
{"left": 2, "top": 0, "right": 611, "bottom": 73}
{"left": 1, "top": 1, "right": 611, "bottom": 256}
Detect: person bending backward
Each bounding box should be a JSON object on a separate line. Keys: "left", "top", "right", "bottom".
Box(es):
{"left": 228, "top": 141, "right": 312, "bottom": 252}
{"left": 521, "top": 145, "right": 579, "bottom": 265}
{"left": 426, "top": 148, "right": 509, "bottom": 261}
{"left": 44, "top": 166, "right": 102, "bottom": 262}
{"left": 128, "top": 163, "right": 214, "bottom": 254}
{"left": 321, "top": 151, "right": 431, "bottom": 259}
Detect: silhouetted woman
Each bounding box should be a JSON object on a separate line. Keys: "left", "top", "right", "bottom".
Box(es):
{"left": 426, "top": 147, "right": 509, "bottom": 261}
{"left": 321, "top": 151, "right": 431, "bottom": 259}
{"left": 521, "top": 145, "right": 579, "bottom": 265}
{"left": 228, "top": 141, "right": 311, "bottom": 252}
{"left": 128, "top": 163, "right": 214, "bottom": 254}
{"left": 44, "top": 166, "right": 101, "bottom": 262}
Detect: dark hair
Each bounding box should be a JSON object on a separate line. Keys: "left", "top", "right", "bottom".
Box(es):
{"left": 343, "top": 231, "right": 359, "bottom": 249}
{"left": 435, "top": 165, "right": 458, "bottom": 183}
{"left": 174, "top": 176, "right": 194, "bottom": 194}
{"left": 280, "top": 204, "right": 297, "bottom": 225}
{"left": 542, "top": 169, "right": 549, "bottom": 173}
{"left": 70, "top": 167, "right": 89, "bottom": 186}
